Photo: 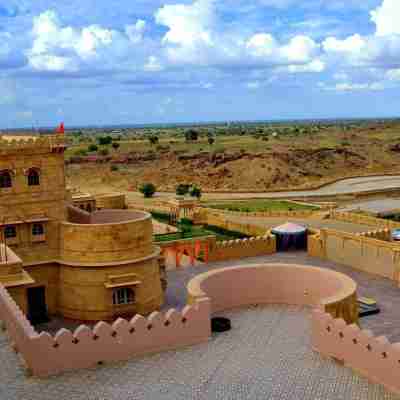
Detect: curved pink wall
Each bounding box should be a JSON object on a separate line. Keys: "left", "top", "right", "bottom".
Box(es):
{"left": 187, "top": 264, "right": 357, "bottom": 319}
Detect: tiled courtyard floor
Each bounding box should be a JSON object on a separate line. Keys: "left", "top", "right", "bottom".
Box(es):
{"left": 1, "top": 304, "right": 399, "bottom": 400}
{"left": 166, "top": 251, "right": 400, "bottom": 342}
{"left": 4, "top": 251, "right": 400, "bottom": 399}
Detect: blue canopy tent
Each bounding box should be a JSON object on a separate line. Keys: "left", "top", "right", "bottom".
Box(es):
{"left": 271, "top": 222, "right": 308, "bottom": 252}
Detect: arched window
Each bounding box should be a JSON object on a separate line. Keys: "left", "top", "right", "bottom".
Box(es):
{"left": 28, "top": 169, "right": 40, "bottom": 186}
{"left": 112, "top": 288, "right": 135, "bottom": 305}
{"left": 0, "top": 170, "right": 12, "bottom": 188}
{"left": 32, "top": 223, "right": 44, "bottom": 236}
{"left": 4, "top": 225, "right": 17, "bottom": 239}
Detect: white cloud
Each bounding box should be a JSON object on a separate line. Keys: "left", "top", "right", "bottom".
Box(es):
{"left": 281, "top": 35, "right": 319, "bottom": 63}
{"left": 322, "top": 34, "right": 365, "bottom": 54}
{"left": 144, "top": 55, "right": 163, "bottom": 72}
{"left": 27, "top": 10, "right": 147, "bottom": 73}
{"left": 370, "top": 0, "right": 400, "bottom": 36}
{"left": 246, "top": 34, "right": 277, "bottom": 57}
{"left": 322, "top": 0, "right": 400, "bottom": 72}
{"left": 155, "top": 0, "right": 322, "bottom": 70}
{"left": 156, "top": 0, "right": 215, "bottom": 47}
{"left": 387, "top": 69, "right": 400, "bottom": 81}
{"left": 287, "top": 59, "right": 325, "bottom": 73}
{"left": 320, "top": 81, "right": 386, "bottom": 92}
{"left": 125, "top": 20, "right": 146, "bottom": 44}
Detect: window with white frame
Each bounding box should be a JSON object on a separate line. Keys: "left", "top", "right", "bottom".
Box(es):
{"left": 112, "top": 288, "right": 135, "bottom": 305}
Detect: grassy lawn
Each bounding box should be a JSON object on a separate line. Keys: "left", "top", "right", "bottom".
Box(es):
{"left": 153, "top": 216, "right": 250, "bottom": 242}
{"left": 206, "top": 199, "right": 318, "bottom": 213}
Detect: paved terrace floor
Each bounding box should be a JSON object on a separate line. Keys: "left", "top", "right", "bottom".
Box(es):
{"left": 2, "top": 252, "right": 400, "bottom": 399}
{"left": 165, "top": 252, "right": 400, "bottom": 342}
{"left": 1, "top": 305, "right": 398, "bottom": 399}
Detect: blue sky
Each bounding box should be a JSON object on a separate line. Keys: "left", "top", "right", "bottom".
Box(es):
{"left": 0, "top": 0, "right": 399, "bottom": 128}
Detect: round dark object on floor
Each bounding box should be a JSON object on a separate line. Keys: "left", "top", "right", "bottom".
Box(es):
{"left": 211, "top": 317, "right": 231, "bottom": 333}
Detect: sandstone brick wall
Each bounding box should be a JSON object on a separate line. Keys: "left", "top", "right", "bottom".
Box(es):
{"left": 95, "top": 193, "right": 126, "bottom": 210}
{"left": 208, "top": 235, "right": 276, "bottom": 262}
{"left": 313, "top": 229, "right": 400, "bottom": 280}
{"left": 60, "top": 211, "right": 155, "bottom": 264}
{"left": 330, "top": 210, "right": 400, "bottom": 229}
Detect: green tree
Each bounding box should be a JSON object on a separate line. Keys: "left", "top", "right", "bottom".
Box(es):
{"left": 98, "top": 136, "right": 113, "bottom": 145}
{"left": 176, "top": 184, "right": 190, "bottom": 196}
{"left": 139, "top": 183, "right": 157, "bottom": 198}
{"left": 88, "top": 144, "right": 98, "bottom": 152}
{"left": 149, "top": 135, "right": 159, "bottom": 145}
{"left": 189, "top": 185, "right": 202, "bottom": 199}
{"left": 184, "top": 129, "right": 199, "bottom": 141}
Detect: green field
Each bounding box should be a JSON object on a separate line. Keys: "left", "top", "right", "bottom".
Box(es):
{"left": 206, "top": 200, "right": 318, "bottom": 213}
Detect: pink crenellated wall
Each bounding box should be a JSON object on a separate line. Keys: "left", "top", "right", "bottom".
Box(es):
{"left": 312, "top": 309, "right": 400, "bottom": 396}
{"left": 0, "top": 283, "right": 211, "bottom": 377}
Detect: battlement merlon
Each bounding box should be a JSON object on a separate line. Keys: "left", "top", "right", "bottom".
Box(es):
{"left": 0, "top": 135, "right": 68, "bottom": 155}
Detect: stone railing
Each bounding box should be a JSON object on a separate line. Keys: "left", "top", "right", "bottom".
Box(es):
{"left": 312, "top": 309, "right": 400, "bottom": 396}
{"left": 208, "top": 235, "right": 276, "bottom": 262}
{"left": 0, "top": 283, "right": 211, "bottom": 377}
{"left": 330, "top": 210, "right": 400, "bottom": 230}
{"left": 188, "top": 263, "right": 358, "bottom": 324}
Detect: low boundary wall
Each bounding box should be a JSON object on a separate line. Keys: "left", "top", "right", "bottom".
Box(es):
{"left": 330, "top": 210, "right": 400, "bottom": 230}
{"left": 311, "top": 229, "right": 400, "bottom": 280}
{"left": 187, "top": 263, "right": 358, "bottom": 324}
{"left": 208, "top": 235, "right": 276, "bottom": 262}
{"left": 0, "top": 283, "right": 211, "bottom": 377}
{"left": 312, "top": 309, "right": 400, "bottom": 396}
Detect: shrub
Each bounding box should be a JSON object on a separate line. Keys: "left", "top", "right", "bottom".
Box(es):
{"left": 110, "top": 165, "right": 119, "bottom": 172}
{"left": 98, "top": 136, "right": 113, "bottom": 145}
{"left": 99, "top": 148, "right": 109, "bottom": 156}
{"left": 74, "top": 149, "right": 88, "bottom": 156}
{"left": 88, "top": 144, "right": 98, "bottom": 152}
{"left": 176, "top": 183, "right": 190, "bottom": 196}
{"left": 184, "top": 129, "right": 199, "bottom": 141}
{"left": 139, "top": 183, "right": 157, "bottom": 198}
{"left": 190, "top": 185, "right": 202, "bottom": 199}
{"left": 149, "top": 135, "right": 159, "bottom": 145}
{"left": 112, "top": 142, "right": 120, "bottom": 150}
{"left": 208, "top": 137, "right": 215, "bottom": 145}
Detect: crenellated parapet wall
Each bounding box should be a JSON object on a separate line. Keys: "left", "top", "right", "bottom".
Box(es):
{"left": 0, "top": 282, "right": 211, "bottom": 377}
{"left": 330, "top": 210, "right": 400, "bottom": 230}
{"left": 312, "top": 309, "right": 400, "bottom": 396}
{"left": 357, "top": 228, "right": 392, "bottom": 241}
{"left": 208, "top": 235, "right": 276, "bottom": 262}
{"left": 0, "top": 135, "right": 67, "bottom": 156}
{"left": 311, "top": 228, "right": 400, "bottom": 281}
